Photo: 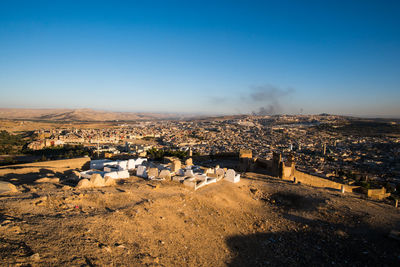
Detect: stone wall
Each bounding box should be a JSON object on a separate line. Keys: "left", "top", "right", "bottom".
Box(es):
{"left": 282, "top": 164, "right": 294, "bottom": 179}
{"left": 293, "top": 169, "right": 359, "bottom": 192}
{"left": 254, "top": 158, "right": 273, "bottom": 173}
{"left": 239, "top": 149, "right": 252, "bottom": 159}
{"left": 367, "top": 188, "right": 391, "bottom": 200}
{"left": 356, "top": 187, "right": 391, "bottom": 200}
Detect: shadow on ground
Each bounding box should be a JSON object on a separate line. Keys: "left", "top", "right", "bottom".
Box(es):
{"left": 226, "top": 193, "right": 400, "bottom": 266}
{"left": 0, "top": 168, "right": 78, "bottom": 186}
{"left": 268, "top": 191, "right": 327, "bottom": 211}
{"left": 226, "top": 227, "right": 399, "bottom": 266}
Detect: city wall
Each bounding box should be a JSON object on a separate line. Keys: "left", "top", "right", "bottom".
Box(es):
{"left": 292, "top": 169, "right": 359, "bottom": 192}
{"left": 254, "top": 158, "right": 272, "bottom": 169}
{"left": 356, "top": 187, "right": 391, "bottom": 200}
{"left": 252, "top": 153, "right": 359, "bottom": 192}
{"left": 367, "top": 187, "right": 390, "bottom": 200}
{"left": 193, "top": 152, "right": 239, "bottom": 162}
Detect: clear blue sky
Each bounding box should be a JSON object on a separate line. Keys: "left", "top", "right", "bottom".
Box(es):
{"left": 0, "top": 0, "right": 399, "bottom": 117}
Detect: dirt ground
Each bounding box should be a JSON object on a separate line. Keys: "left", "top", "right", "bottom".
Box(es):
{"left": 0, "top": 170, "right": 400, "bottom": 266}
{"left": 0, "top": 120, "right": 119, "bottom": 133}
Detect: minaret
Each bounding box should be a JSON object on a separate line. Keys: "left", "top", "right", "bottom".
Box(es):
{"left": 97, "top": 141, "right": 100, "bottom": 158}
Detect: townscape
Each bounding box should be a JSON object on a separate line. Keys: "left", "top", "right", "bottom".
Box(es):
{"left": 0, "top": 115, "right": 400, "bottom": 265}
{"left": 19, "top": 114, "right": 400, "bottom": 192}
{"left": 1, "top": 1, "right": 400, "bottom": 265}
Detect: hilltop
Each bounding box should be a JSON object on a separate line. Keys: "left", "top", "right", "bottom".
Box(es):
{"left": 0, "top": 108, "right": 193, "bottom": 122}
{"left": 0, "top": 161, "right": 399, "bottom": 266}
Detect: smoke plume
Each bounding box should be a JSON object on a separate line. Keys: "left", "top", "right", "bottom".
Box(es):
{"left": 247, "top": 84, "right": 294, "bottom": 115}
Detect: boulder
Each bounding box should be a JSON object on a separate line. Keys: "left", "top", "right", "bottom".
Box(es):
{"left": 90, "top": 174, "right": 105, "bottom": 187}
{"left": 0, "top": 181, "right": 19, "bottom": 195}
{"left": 35, "top": 177, "right": 60, "bottom": 183}
{"left": 104, "top": 176, "right": 117, "bottom": 186}
{"left": 76, "top": 179, "right": 92, "bottom": 189}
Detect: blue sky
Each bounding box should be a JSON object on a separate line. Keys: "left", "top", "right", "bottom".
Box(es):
{"left": 0, "top": 0, "right": 399, "bottom": 117}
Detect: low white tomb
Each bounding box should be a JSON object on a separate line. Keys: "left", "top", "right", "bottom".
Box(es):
{"left": 135, "top": 158, "right": 147, "bottom": 167}
{"left": 136, "top": 165, "right": 148, "bottom": 178}
{"left": 225, "top": 169, "right": 240, "bottom": 183}
{"left": 127, "top": 159, "right": 136, "bottom": 170}
{"left": 90, "top": 159, "right": 112, "bottom": 170}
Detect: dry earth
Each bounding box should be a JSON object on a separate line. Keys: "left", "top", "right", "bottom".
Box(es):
{"left": 0, "top": 170, "right": 400, "bottom": 266}
{"left": 0, "top": 120, "right": 120, "bottom": 133}
{"left": 0, "top": 108, "right": 192, "bottom": 122}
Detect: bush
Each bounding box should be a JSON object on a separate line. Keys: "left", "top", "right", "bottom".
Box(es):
{"left": 26, "top": 144, "right": 90, "bottom": 161}
{"left": 147, "top": 148, "right": 188, "bottom": 160}
{"left": 0, "top": 130, "right": 26, "bottom": 154}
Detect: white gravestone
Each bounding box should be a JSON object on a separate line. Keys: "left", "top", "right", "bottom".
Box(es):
{"left": 136, "top": 165, "right": 147, "bottom": 178}
{"left": 225, "top": 169, "right": 240, "bottom": 183}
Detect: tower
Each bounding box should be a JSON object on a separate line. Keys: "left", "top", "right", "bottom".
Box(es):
{"left": 272, "top": 152, "right": 282, "bottom": 177}
{"left": 97, "top": 141, "right": 100, "bottom": 158}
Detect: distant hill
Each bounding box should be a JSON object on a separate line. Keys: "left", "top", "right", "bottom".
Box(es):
{"left": 0, "top": 108, "right": 191, "bottom": 121}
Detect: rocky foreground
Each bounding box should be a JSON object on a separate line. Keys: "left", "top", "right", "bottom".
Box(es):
{"left": 0, "top": 172, "right": 399, "bottom": 266}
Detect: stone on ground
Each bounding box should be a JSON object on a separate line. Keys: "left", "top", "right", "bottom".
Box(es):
{"left": 90, "top": 173, "right": 105, "bottom": 187}
{"left": 35, "top": 177, "right": 60, "bottom": 183}
{"left": 104, "top": 176, "right": 117, "bottom": 186}
{"left": 0, "top": 181, "right": 19, "bottom": 194}
{"left": 76, "top": 179, "right": 92, "bottom": 189}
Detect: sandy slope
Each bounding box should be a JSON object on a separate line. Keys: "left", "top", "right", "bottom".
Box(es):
{"left": 0, "top": 108, "right": 191, "bottom": 122}
{"left": 0, "top": 172, "right": 399, "bottom": 266}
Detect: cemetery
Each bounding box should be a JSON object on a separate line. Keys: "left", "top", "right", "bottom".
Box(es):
{"left": 79, "top": 157, "right": 240, "bottom": 190}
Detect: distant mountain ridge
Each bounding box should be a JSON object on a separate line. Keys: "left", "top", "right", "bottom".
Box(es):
{"left": 0, "top": 108, "right": 190, "bottom": 121}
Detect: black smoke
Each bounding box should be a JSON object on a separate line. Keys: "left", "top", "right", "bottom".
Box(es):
{"left": 248, "top": 85, "right": 294, "bottom": 115}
